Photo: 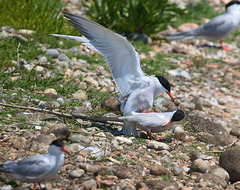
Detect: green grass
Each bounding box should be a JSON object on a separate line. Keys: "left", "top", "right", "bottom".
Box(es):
{"left": 0, "top": 0, "right": 77, "bottom": 35}
{"left": 172, "top": 0, "right": 218, "bottom": 27}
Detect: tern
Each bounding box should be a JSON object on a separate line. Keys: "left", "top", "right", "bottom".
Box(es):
{"left": 0, "top": 139, "right": 68, "bottom": 189}
{"left": 164, "top": 0, "right": 240, "bottom": 51}
{"left": 52, "top": 12, "right": 175, "bottom": 137}
{"left": 119, "top": 110, "right": 185, "bottom": 139}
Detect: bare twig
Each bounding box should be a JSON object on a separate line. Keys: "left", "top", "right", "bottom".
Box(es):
{"left": 0, "top": 102, "right": 123, "bottom": 126}
{"left": 17, "top": 43, "right": 22, "bottom": 74}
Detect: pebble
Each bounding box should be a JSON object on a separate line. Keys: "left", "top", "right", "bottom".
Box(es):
{"left": 190, "top": 159, "right": 210, "bottom": 173}
{"left": 72, "top": 90, "right": 88, "bottom": 101}
{"left": 69, "top": 169, "right": 85, "bottom": 178}
{"left": 115, "top": 136, "right": 133, "bottom": 145}
{"left": 147, "top": 141, "right": 170, "bottom": 150}
{"left": 210, "top": 166, "right": 230, "bottom": 181}
{"left": 82, "top": 179, "right": 97, "bottom": 190}
{"left": 46, "top": 49, "right": 60, "bottom": 58}
{"left": 44, "top": 88, "right": 57, "bottom": 94}
{"left": 150, "top": 165, "right": 169, "bottom": 176}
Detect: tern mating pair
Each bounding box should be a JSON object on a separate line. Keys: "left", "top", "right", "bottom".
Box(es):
{"left": 0, "top": 139, "right": 68, "bottom": 189}
{"left": 164, "top": 0, "right": 240, "bottom": 51}
{"left": 52, "top": 12, "right": 185, "bottom": 138}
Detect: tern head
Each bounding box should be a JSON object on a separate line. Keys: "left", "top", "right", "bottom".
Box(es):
{"left": 156, "top": 76, "right": 174, "bottom": 102}
{"left": 166, "top": 110, "right": 185, "bottom": 125}
{"left": 49, "top": 139, "right": 69, "bottom": 154}
{"left": 225, "top": 1, "right": 240, "bottom": 11}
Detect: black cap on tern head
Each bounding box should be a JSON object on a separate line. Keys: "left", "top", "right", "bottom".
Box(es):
{"left": 156, "top": 76, "right": 171, "bottom": 92}
{"left": 171, "top": 110, "right": 185, "bottom": 122}
{"left": 225, "top": 1, "right": 240, "bottom": 9}
{"left": 51, "top": 139, "right": 64, "bottom": 148}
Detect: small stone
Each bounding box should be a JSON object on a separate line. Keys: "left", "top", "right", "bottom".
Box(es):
{"left": 18, "top": 29, "right": 35, "bottom": 35}
{"left": 115, "top": 137, "right": 133, "bottom": 145}
{"left": 84, "top": 76, "right": 98, "bottom": 87}
{"left": 69, "top": 169, "right": 85, "bottom": 178}
{"left": 202, "top": 100, "right": 212, "bottom": 108}
{"left": 35, "top": 65, "right": 44, "bottom": 72}
{"left": 101, "top": 96, "right": 121, "bottom": 111}
{"left": 177, "top": 23, "right": 198, "bottom": 32}
{"left": 190, "top": 159, "right": 210, "bottom": 173}
{"left": 44, "top": 101, "right": 60, "bottom": 109}
{"left": 46, "top": 123, "right": 71, "bottom": 140}
{"left": 69, "top": 134, "right": 92, "bottom": 146}
{"left": 150, "top": 165, "right": 169, "bottom": 176}
{"left": 210, "top": 166, "right": 230, "bottom": 182}
{"left": 113, "top": 166, "right": 133, "bottom": 179}
{"left": 72, "top": 90, "right": 88, "bottom": 101}
{"left": 46, "top": 49, "right": 59, "bottom": 58}
{"left": 147, "top": 141, "right": 170, "bottom": 150}
{"left": 82, "top": 179, "right": 97, "bottom": 190}
{"left": 230, "top": 127, "right": 240, "bottom": 138}
{"left": 79, "top": 163, "right": 102, "bottom": 173}
{"left": 44, "top": 88, "right": 57, "bottom": 94}
{"left": 58, "top": 54, "right": 68, "bottom": 61}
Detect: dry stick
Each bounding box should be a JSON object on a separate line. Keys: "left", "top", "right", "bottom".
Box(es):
{"left": 0, "top": 102, "right": 123, "bottom": 126}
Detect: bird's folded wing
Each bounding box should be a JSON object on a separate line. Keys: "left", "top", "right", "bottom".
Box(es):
{"left": 195, "top": 14, "right": 234, "bottom": 36}
{"left": 53, "top": 11, "right": 146, "bottom": 99}
{"left": 14, "top": 155, "right": 52, "bottom": 179}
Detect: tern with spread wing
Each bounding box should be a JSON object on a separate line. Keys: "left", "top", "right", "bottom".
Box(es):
{"left": 119, "top": 110, "right": 185, "bottom": 139}
{"left": 164, "top": 0, "right": 240, "bottom": 51}
{"left": 52, "top": 12, "right": 175, "bottom": 137}
{"left": 0, "top": 139, "right": 68, "bottom": 189}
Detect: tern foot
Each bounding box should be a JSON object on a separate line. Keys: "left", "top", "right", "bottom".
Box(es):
{"left": 139, "top": 109, "right": 154, "bottom": 113}
{"left": 147, "top": 132, "right": 154, "bottom": 140}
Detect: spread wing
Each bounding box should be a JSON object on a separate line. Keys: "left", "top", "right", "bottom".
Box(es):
{"left": 54, "top": 12, "right": 146, "bottom": 99}
{"left": 8, "top": 154, "right": 53, "bottom": 179}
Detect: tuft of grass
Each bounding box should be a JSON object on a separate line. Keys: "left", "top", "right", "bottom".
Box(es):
{"left": 0, "top": 0, "right": 77, "bottom": 34}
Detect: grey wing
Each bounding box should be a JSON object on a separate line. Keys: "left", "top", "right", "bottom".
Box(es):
{"left": 194, "top": 14, "right": 234, "bottom": 37}
{"left": 62, "top": 12, "right": 146, "bottom": 99}
{"left": 11, "top": 155, "right": 52, "bottom": 179}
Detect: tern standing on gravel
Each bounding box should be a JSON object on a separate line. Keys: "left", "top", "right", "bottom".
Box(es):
{"left": 52, "top": 12, "right": 175, "bottom": 137}
{"left": 0, "top": 139, "right": 68, "bottom": 189}
{"left": 165, "top": 0, "right": 240, "bottom": 51}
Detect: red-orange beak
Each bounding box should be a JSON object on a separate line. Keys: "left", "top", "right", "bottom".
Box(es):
{"left": 166, "top": 91, "right": 175, "bottom": 103}
{"left": 165, "top": 120, "right": 171, "bottom": 126}
{"left": 61, "top": 148, "right": 69, "bottom": 154}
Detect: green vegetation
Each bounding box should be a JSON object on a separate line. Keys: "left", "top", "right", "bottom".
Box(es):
{"left": 0, "top": 0, "right": 76, "bottom": 34}
{"left": 82, "top": 0, "right": 185, "bottom": 35}
{"left": 172, "top": 0, "right": 218, "bottom": 26}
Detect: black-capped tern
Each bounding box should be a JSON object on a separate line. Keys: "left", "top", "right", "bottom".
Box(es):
{"left": 119, "top": 110, "right": 185, "bottom": 139}
{"left": 0, "top": 139, "right": 68, "bottom": 189}
{"left": 165, "top": 0, "right": 240, "bottom": 51}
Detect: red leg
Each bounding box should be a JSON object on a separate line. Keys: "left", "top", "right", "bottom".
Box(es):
{"left": 34, "top": 183, "right": 37, "bottom": 190}
{"left": 147, "top": 132, "right": 154, "bottom": 140}
{"left": 139, "top": 109, "right": 154, "bottom": 113}
{"left": 38, "top": 183, "right": 43, "bottom": 190}
{"left": 220, "top": 40, "right": 229, "bottom": 51}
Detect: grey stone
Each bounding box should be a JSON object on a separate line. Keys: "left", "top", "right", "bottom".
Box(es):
{"left": 79, "top": 163, "right": 102, "bottom": 173}
{"left": 202, "top": 100, "right": 212, "bottom": 108}
{"left": 147, "top": 141, "right": 169, "bottom": 150}
{"left": 191, "top": 96, "right": 203, "bottom": 110}
{"left": 196, "top": 173, "right": 228, "bottom": 189}
{"left": 146, "top": 179, "right": 177, "bottom": 190}
{"left": 69, "top": 134, "right": 92, "bottom": 146}
{"left": 182, "top": 111, "right": 233, "bottom": 146}
{"left": 58, "top": 54, "right": 68, "bottom": 61}
{"left": 168, "top": 163, "right": 184, "bottom": 176}
{"left": 69, "top": 169, "right": 85, "bottom": 178}
{"left": 210, "top": 166, "right": 229, "bottom": 182}
{"left": 46, "top": 49, "right": 59, "bottom": 58}
{"left": 190, "top": 159, "right": 210, "bottom": 173}
{"left": 230, "top": 127, "right": 240, "bottom": 138}
{"left": 150, "top": 165, "right": 169, "bottom": 176}
{"left": 113, "top": 166, "right": 133, "bottom": 179}
{"left": 44, "top": 100, "right": 60, "bottom": 109}
{"left": 101, "top": 96, "right": 121, "bottom": 111}
{"left": 82, "top": 179, "right": 97, "bottom": 190}
{"left": 46, "top": 123, "right": 70, "bottom": 140}
{"left": 219, "top": 147, "right": 240, "bottom": 182}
